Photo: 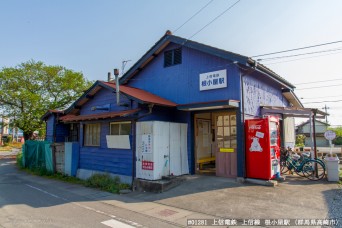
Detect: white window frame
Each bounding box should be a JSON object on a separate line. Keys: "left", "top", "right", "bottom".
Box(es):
{"left": 110, "top": 121, "right": 131, "bottom": 136}
{"left": 84, "top": 123, "right": 101, "bottom": 146}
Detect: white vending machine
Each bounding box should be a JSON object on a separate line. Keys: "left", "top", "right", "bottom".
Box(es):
{"left": 136, "top": 121, "right": 189, "bottom": 180}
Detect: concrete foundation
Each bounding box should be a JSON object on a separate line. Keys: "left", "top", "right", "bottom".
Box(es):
{"left": 76, "top": 168, "right": 132, "bottom": 184}
{"left": 133, "top": 175, "right": 186, "bottom": 193}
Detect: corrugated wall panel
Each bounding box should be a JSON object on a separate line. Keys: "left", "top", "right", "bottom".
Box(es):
{"left": 169, "top": 123, "right": 181, "bottom": 176}
{"left": 153, "top": 121, "right": 170, "bottom": 179}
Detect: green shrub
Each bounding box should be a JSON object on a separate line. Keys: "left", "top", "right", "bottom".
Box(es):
{"left": 7, "top": 135, "right": 13, "bottom": 143}
{"left": 85, "top": 173, "right": 130, "bottom": 193}
{"left": 16, "top": 153, "right": 24, "bottom": 168}
{"left": 32, "top": 166, "right": 54, "bottom": 176}
{"left": 16, "top": 163, "right": 130, "bottom": 194}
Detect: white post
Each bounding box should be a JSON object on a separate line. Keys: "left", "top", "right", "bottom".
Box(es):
{"left": 309, "top": 114, "right": 314, "bottom": 158}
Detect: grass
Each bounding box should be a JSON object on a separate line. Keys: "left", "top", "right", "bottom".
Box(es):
{"left": 0, "top": 146, "right": 12, "bottom": 152}
{"left": 0, "top": 142, "right": 23, "bottom": 151}
{"left": 85, "top": 174, "right": 130, "bottom": 193}
{"left": 16, "top": 153, "right": 131, "bottom": 193}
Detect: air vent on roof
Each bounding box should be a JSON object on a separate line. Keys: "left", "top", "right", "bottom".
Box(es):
{"left": 164, "top": 48, "right": 182, "bottom": 67}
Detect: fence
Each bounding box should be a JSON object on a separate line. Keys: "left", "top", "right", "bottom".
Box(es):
{"left": 22, "top": 140, "right": 53, "bottom": 171}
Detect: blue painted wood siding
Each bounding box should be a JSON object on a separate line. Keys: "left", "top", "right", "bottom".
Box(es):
{"left": 243, "top": 74, "right": 289, "bottom": 117}
{"left": 55, "top": 123, "right": 69, "bottom": 142}
{"left": 45, "top": 115, "right": 55, "bottom": 142}
{"left": 79, "top": 121, "right": 133, "bottom": 176}
{"left": 80, "top": 87, "right": 136, "bottom": 115}
{"left": 127, "top": 44, "right": 241, "bottom": 104}
{"left": 70, "top": 86, "right": 139, "bottom": 177}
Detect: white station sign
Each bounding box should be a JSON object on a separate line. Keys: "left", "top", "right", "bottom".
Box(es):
{"left": 199, "top": 69, "right": 227, "bottom": 91}
{"left": 324, "top": 130, "right": 336, "bottom": 140}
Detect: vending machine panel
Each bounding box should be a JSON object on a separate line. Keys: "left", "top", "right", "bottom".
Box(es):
{"left": 245, "top": 116, "right": 280, "bottom": 180}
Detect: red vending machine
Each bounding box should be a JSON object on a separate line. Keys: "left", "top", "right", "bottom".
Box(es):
{"left": 245, "top": 116, "right": 280, "bottom": 180}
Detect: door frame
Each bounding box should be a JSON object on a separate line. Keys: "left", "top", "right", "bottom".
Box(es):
{"left": 193, "top": 110, "right": 238, "bottom": 177}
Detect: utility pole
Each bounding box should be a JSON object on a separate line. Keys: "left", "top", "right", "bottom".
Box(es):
{"left": 322, "top": 104, "right": 330, "bottom": 124}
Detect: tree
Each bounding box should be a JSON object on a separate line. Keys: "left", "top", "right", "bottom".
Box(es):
{"left": 295, "top": 134, "right": 306, "bottom": 147}
{"left": 0, "top": 60, "right": 93, "bottom": 140}
{"left": 328, "top": 127, "right": 342, "bottom": 145}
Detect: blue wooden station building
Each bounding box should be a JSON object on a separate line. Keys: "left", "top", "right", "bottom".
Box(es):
{"left": 42, "top": 31, "right": 303, "bottom": 184}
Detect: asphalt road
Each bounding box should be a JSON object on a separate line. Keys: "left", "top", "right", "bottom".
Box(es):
{"left": 1, "top": 152, "right": 340, "bottom": 228}
{"left": 0, "top": 158, "right": 180, "bottom": 228}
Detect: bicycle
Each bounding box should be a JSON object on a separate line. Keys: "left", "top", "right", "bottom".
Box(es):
{"left": 280, "top": 148, "right": 325, "bottom": 181}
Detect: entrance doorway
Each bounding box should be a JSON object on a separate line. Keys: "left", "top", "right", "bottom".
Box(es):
{"left": 194, "top": 111, "right": 237, "bottom": 178}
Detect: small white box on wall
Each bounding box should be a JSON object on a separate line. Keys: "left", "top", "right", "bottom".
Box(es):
{"left": 106, "top": 135, "right": 131, "bottom": 149}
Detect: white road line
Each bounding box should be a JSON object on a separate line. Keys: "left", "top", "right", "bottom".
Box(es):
{"left": 26, "top": 184, "right": 62, "bottom": 199}
{"left": 25, "top": 184, "right": 143, "bottom": 227}
{"left": 101, "top": 219, "right": 136, "bottom": 228}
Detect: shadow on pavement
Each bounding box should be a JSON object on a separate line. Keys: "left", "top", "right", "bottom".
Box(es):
{"left": 1, "top": 157, "right": 341, "bottom": 221}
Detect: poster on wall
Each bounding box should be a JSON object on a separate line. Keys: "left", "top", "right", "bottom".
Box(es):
{"left": 199, "top": 69, "right": 227, "bottom": 91}
{"left": 142, "top": 134, "right": 152, "bottom": 154}
{"left": 230, "top": 115, "right": 236, "bottom": 126}
{"left": 142, "top": 160, "right": 154, "bottom": 170}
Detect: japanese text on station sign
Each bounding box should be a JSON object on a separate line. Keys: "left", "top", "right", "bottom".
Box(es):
{"left": 199, "top": 69, "right": 227, "bottom": 91}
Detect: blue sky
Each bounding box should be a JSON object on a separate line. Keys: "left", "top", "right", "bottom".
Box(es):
{"left": 1, "top": 0, "right": 342, "bottom": 126}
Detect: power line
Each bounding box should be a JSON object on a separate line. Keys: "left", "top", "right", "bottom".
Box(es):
{"left": 296, "top": 78, "right": 342, "bottom": 85}
{"left": 257, "top": 47, "right": 342, "bottom": 62}
{"left": 187, "top": 0, "right": 241, "bottom": 40}
{"left": 173, "top": 0, "right": 214, "bottom": 33}
{"left": 252, "top": 40, "right": 342, "bottom": 58}
{"left": 302, "top": 99, "right": 342, "bottom": 104}
{"left": 300, "top": 94, "right": 342, "bottom": 100}
{"left": 296, "top": 83, "right": 342, "bottom": 90}
{"left": 261, "top": 50, "right": 342, "bottom": 65}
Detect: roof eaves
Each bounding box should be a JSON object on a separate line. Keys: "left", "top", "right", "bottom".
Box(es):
{"left": 100, "top": 81, "right": 177, "bottom": 107}
{"left": 64, "top": 80, "right": 107, "bottom": 114}
{"left": 120, "top": 33, "right": 249, "bottom": 84}
{"left": 41, "top": 110, "right": 64, "bottom": 121}
{"left": 282, "top": 88, "right": 304, "bottom": 108}
{"left": 120, "top": 34, "right": 171, "bottom": 84}
{"left": 168, "top": 35, "right": 248, "bottom": 64}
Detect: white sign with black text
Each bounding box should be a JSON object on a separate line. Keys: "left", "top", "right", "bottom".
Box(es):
{"left": 199, "top": 69, "right": 227, "bottom": 91}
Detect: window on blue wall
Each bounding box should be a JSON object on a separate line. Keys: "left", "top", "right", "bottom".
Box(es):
{"left": 110, "top": 121, "right": 131, "bottom": 135}
{"left": 84, "top": 123, "right": 100, "bottom": 146}
{"left": 164, "top": 48, "right": 182, "bottom": 67}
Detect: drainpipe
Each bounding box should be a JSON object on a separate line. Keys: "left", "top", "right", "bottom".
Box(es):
{"left": 240, "top": 72, "right": 246, "bottom": 178}
{"left": 131, "top": 119, "right": 137, "bottom": 190}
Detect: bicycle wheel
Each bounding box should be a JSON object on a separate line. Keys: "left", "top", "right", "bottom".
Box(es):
{"left": 291, "top": 160, "right": 305, "bottom": 177}
{"left": 280, "top": 160, "right": 289, "bottom": 174}
{"left": 315, "top": 158, "right": 326, "bottom": 169}
{"left": 302, "top": 160, "right": 325, "bottom": 181}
